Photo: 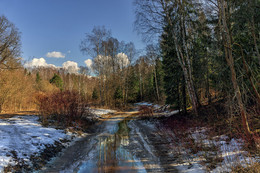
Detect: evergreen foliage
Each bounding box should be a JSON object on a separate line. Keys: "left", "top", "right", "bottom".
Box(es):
{"left": 126, "top": 66, "right": 140, "bottom": 102}
{"left": 161, "top": 23, "right": 184, "bottom": 110}
{"left": 114, "top": 87, "right": 123, "bottom": 100}
{"left": 92, "top": 88, "right": 99, "bottom": 100}
{"left": 49, "top": 74, "right": 63, "bottom": 91}
{"left": 36, "top": 72, "right": 41, "bottom": 83}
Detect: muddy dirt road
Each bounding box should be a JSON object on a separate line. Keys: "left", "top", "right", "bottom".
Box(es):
{"left": 41, "top": 112, "right": 180, "bottom": 173}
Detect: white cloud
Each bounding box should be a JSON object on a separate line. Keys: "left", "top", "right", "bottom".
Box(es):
{"left": 24, "top": 58, "right": 57, "bottom": 68}
{"left": 84, "top": 59, "right": 93, "bottom": 68}
{"left": 62, "top": 61, "right": 79, "bottom": 74}
{"left": 116, "top": 52, "right": 130, "bottom": 68}
{"left": 25, "top": 58, "right": 81, "bottom": 74}
{"left": 46, "top": 51, "right": 65, "bottom": 58}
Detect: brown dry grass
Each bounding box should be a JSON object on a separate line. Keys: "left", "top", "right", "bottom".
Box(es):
{"left": 231, "top": 162, "right": 260, "bottom": 173}
{"left": 0, "top": 110, "right": 38, "bottom": 119}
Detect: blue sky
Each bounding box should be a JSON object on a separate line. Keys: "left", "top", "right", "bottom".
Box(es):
{"left": 0, "top": 0, "right": 145, "bottom": 67}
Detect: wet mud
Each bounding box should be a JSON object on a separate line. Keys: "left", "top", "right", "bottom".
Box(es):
{"left": 41, "top": 112, "right": 179, "bottom": 173}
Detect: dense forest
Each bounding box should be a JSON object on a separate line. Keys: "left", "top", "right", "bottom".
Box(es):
{"left": 133, "top": 0, "right": 260, "bottom": 141}
{"left": 0, "top": 0, "right": 259, "bottom": 141}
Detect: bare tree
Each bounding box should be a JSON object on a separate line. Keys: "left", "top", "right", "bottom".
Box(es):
{"left": 80, "top": 26, "right": 111, "bottom": 105}
{"left": 103, "top": 37, "right": 119, "bottom": 74}
{"left": 134, "top": 0, "right": 165, "bottom": 42}
{"left": 0, "top": 15, "right": 21, "bottom": 69}
{"left": 125, "top": 42, "right": 136, "bottom": 63}
{"left": 80, "top": 26, "right": 111, "bottom": 57}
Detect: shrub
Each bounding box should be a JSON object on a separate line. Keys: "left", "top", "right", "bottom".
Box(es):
{"left": 36, "top": 90, "right": 93, "bottom": 127}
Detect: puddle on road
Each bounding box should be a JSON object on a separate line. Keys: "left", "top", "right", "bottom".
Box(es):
{"left": 77, "top": 120, "right": 147, "bottom": 173}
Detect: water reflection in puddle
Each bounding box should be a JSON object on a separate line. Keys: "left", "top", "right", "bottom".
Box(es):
{"left": 78, "top": 120, "right": 147, "bottom": 173}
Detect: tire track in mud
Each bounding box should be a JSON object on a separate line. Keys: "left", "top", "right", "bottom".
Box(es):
{"left": 126, "top": 119, "right": 179, "bottom": 172}
{"left": 41, "top": 112, "right": 180, "bottom": 173}
{"left": 40, "top": 122, "right": 114, "bottom": 172}
{"left": 41, "top": 112, "right": 134, "bottom": 172}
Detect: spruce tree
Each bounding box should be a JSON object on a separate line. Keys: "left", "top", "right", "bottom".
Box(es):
{"left": 114, "top": 87, "right": 123, "bottom": 100}
{"left": 49, "top": 73, "right": 63, "bottom": 91}
{"left": 36, "top": 72, "right": 41, "bottom": 83}
{"left": 114, "top": 86, "right": 123, "bottom": 107}
{"left": 92, "top": 88, "right": 99, "bottom": 100}
{"left": 161, "top": 23, "right": 184, "bottom": 111}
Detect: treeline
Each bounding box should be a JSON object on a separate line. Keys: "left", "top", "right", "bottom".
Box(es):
{"left": 0, "top": 14, "right": 98, "bottom": 112}
{"left": 0, "top": 51, "right": 164, "bottom": 113}
{"left": 0, "top": 67, "right": 98, "bottom": 113}
{"left": 0, "top": 16, "right": 165, "bottom": 113}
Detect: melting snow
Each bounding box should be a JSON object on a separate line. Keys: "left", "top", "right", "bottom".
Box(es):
{"left": 177, "top": 127, "right": 257, "bottom": 172}
{"left": 0, "top": 115, "right": 77, "bottom": 172}
{"left": 90, "top": 108, "right": 116, "bottom": 117}
{"left": 135, "top": 102, "right": 160, "bottom": 109}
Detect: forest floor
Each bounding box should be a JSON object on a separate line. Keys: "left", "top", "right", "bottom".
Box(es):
{"left": 0, "top": 103, "right": 259, "bottom": 172}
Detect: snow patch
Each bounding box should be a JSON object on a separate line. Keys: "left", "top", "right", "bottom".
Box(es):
{"left": 90, "top": 108, "right": 116, "bottom": 117}
{"left": 134, "top": 102, "right": 154, "bottom": 107}
{"left": 182, "top": 127, "right": 257, "bottom": 172}
{"left": 0, "top": 115, "right": 79, "bottom": 171}
{"left": 134, "top": 102, "right": 162, "bottom": 109}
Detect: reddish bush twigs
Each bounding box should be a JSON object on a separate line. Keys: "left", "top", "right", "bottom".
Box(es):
{"left": 36, "top": 90, "right": 91, "bottom": 127}
{"left": 138, "top": 105, "right": 154, "bottom": 116}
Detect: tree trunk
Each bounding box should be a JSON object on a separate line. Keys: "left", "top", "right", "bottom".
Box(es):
{"left": 99, "top": 75, "right": 103, "bottom": 106}
{"left": 218, "top": 0, "right": 252, "bottom": 138}
{"left": 181, "top": 12, "right": 200, "bottom": 111}
{"left": 206, "top": 70, "right": 211, "bottom": 104}
{"left": 154, "top": 69, "right": 160, "bottom": 101}
{"left": 182, "top": 75, "right": 187, "bottom": 114}
{"left": 124, "top": 77, "right": 128, "bottom": 104}
{"left": 178, "top": 47, "right": 199, "bottom": 115}
{"left": 177, "top": 83, "right": 181, "bottom": 112}
{"left": 206, "top": 51, "right": 211, "bottom": 104}
{"left": 139, "top": 66, "right": 143, "bottom": 101}
{"left": 161, "top": 0, "right": 199, "bottom": 115}
{"left": 234, "top": 43, "right": 260, "bottom": 105}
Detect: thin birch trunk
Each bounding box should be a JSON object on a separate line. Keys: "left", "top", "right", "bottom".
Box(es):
{"left": 161, "top": 0, "right": 199, "bottom": 114}
{"left": 154, "top": 68, "right": 160, "bottom": 101}
{"left": 218, "top": 0, "right": 252, "bottom": 138}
